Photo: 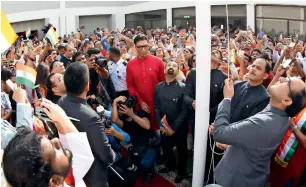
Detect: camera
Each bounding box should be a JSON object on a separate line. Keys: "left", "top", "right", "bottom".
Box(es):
{"left": 117, "top": 96, "right": 137, "bottom": 109}
{"left": 87, "top": 97, "right": 100, "bottom": 107}
{"left": 94, "top": 56, "right": 108, "bottom": 68}
{"left": 102, "top": 117, "right": 112, "bottom": 129}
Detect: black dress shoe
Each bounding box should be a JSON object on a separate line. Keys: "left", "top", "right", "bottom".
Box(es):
{"left": 174, "top": 174, "right": 184, "bottom": 183}
{"left": 158, "top": 167, "right": 174, "bottom": 174}
{"left": 143, "top": 173, "right": 153, "bottom": 184}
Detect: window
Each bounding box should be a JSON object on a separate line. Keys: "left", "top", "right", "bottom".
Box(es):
{"left": 125, "top": 9, "right": 167, "bottom": 30}
{"left": 172, "top": 7, "right": 196, "bottom": 29}
{"left": 255, "top": 5, "right": 306, "bottom": 39}
{"left": 211, "top": 5, "right": 247, "bottom": 29}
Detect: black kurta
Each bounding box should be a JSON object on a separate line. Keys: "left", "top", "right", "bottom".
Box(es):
{"left": 209, "top": 69, "right": 228, "bottom": 123}
{"left": 230, "top": 81, "right": 270, "bottom": 123}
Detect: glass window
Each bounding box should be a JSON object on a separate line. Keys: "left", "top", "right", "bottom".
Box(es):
{"left": 256, "top": 19, "right": 288, "bottom": 37}
{"left": 211, "top": 5, "right": 247, "bottom": 29}
{"left": 256, "top": 5, "right": 306, "bottom": 37}
{"left": 256, "top": 6, "right": 304, "bottom": 20}
{"left": 172, "top": 7, "right": 196, "bottom": 28}
{"left": 125, "top": 9, "right": 166, "bottom": 30}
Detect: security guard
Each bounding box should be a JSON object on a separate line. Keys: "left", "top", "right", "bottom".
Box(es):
{"left": 108, "top": 47, "right": 129, "bottom": 98}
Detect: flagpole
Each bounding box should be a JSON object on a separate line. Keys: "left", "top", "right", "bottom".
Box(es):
{"left": 226, "top": 4, "right": 230, "bottom": 76}
{"left": 192, "top": 1, "right": 211, "bottom": 187}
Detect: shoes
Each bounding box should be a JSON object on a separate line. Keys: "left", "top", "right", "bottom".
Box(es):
{"left": 127, "top": 164, "right": 137, "bottom": 172}
{"left": 158, "top": 167, "right": 174, "bottom": 174}
{"left": 143, "top": 173, "right": 153, "bottom": 184}
{"left": 174, "top": 174, "right": 184, "bottom": 183}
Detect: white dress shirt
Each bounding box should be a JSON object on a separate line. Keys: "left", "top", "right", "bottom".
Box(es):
{"left": 108, "top": 59, "right": 128, "bottom": 92}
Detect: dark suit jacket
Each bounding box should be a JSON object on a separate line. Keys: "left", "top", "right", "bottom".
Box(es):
{"left": 184, "top": 69, "right": 196, "bottom": 129}
{"left": 58, "top": 94, "right": 115, "bottom": 187}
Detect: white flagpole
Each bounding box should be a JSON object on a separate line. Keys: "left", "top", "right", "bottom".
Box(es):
{"left": 192, "top": 1, "right": 211, "bottom": 187}
{"left": 226, "top": 4, "right": 231, "bottom": 76}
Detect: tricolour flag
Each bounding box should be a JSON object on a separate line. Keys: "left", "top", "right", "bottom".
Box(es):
{"left": 16, "top": 63, "right": 37, "bottom": 89}
{"left": 160, "top": 115, "right": 171, "bottom": 130}
{"left": 1, "top": 9, "right": 18, "bottom": 53}
{"left": 25, "top": 28, "right": 31, "bottom": 38}
{"left": 275, "top": 107, "right": 306, "bottom": 167}
{"left": 46, "top": 26, "right": 58, "bottom": 46}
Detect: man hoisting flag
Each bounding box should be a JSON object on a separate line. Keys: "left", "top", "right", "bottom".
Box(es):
{"left": 1, "top": 9, "right": 18, "bottom": 53}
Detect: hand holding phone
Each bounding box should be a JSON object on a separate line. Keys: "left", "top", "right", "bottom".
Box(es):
{"left": 257, "top": 31, "right": 265, "bottom": 39}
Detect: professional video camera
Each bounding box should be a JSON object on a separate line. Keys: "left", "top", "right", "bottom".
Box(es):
{"left": 94, "top": 56, "right": 108, "bottom": 68}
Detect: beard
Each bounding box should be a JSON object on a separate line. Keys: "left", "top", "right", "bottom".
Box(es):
{"left": 52, "top": 147, "right": 73, "bottom": 178}
{"left": 167, "top": 68, "right": 174, "bottom": 75}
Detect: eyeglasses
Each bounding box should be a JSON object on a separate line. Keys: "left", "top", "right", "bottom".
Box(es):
{"left": 135, "top": 45, "right": 149, "bottom": 50}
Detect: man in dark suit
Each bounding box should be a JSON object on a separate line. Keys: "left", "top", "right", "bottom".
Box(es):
{"left": 58, "top": 62, "right": 115, "bottom": 187}
{"left": 184, "top": 68, "right": 196, "bottom": 134}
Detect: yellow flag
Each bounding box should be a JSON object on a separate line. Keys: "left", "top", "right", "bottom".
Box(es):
{"left": 1, "top": 9, "right": 18, "bottom": 53}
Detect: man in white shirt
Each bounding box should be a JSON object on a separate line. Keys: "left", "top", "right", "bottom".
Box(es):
{"left": 108, "top": 47, "right": 129, "bottom": 98}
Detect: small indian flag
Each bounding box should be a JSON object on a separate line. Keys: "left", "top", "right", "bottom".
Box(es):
{"left": 16, "top": 64, "right": 37, "bottom": 89}
{"left": 25, "top": 28, "right": 31, "bottom": 38}
{"left": 160, "top": 115, "right": 171, "bottom": 130}
{"left": 0, "top": 10, "right": 18, "bottom": 53}
{"left": 46, "top": 26, "right": 58, "bottom": 46}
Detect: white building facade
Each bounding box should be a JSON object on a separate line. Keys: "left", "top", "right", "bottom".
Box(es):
{"left": 2, "top": 1, "right": 306, "bottom": 39}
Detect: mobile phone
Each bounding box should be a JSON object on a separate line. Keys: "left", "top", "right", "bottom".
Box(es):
{"left": 257, "top": 31, "right": 265, "bottom": 39}
{"left": 114, "top": 33, "right": 118, "bottom": 40}
{"left": 35, "top": 86, "right": 42, "bottom": 99}
{"left": 239, "top": 31, "right": 248, "bottom": 35}
{"left": 6, "top": 79, "right": 14, "bottom": 91}
{"left": 289, "top": 42, "right": 295, "bottom": 48}
{"left": 282, "top": 59, "right": 293, "bottom": 69}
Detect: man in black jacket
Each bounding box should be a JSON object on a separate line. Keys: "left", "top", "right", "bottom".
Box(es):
{"left": 154, "top": 61, "right": 189, "bottom": 183}
{"left": 58, "top": 62, "right": 115, "bottom": 187}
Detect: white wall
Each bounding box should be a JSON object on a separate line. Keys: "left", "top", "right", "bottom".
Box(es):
{"left": 4, "top": 1, "right": 306, "bottom": 37}
{"left": 5, "top": 1, "right": 196, "bottom": 36}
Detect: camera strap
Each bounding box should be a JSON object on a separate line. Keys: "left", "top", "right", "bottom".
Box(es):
{"left": 99, "top": 78, "right": 112, "bottom": 103}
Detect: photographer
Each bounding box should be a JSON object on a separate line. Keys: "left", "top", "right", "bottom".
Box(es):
{"left": 86, "top": 48, "right": 116, "bottom": 109}
{"left": 111, "top": 96, "right": 158, "bottom": 184}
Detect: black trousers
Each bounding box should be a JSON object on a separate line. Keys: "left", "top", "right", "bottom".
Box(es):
{"left": 161, "top": 126, "right": 188, "bottom": 176}
{"left": 116, "top": 90, "right": 129, "bottom": 98}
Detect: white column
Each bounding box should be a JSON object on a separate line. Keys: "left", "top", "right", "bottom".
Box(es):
{"left": 66, "top": 15, "right": 76, "bottom": 35}
{"left": 59, "top": 1, "right": 66, "bottom": 36}
{"left": 246, "top": 3, "right": 255, "bottom": 31}
{"left": 192, "top": 1, "right": 211, "bottom": 187}
{"left": 114, "top": 11, "right": 125, "bottom": 31}
{"left": 167, "top": 7, "right": 172, "bottom": 27}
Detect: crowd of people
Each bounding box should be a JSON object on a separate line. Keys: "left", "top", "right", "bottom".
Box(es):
{"left": 1, "top": 22, "right": 306, "bottom": 187}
